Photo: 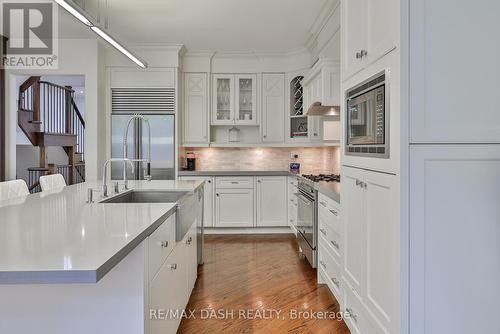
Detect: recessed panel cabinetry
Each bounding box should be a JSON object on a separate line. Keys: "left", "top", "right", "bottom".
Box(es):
{"left": 183, "top": 73, "right": 209, "bottom": 145}
{"left": 261, "top": 73, "right": 285, "bottom": 143}
{"left": 409, "top": 0, "right": 500, "bottom": 143}
{"left": 341, "top": 0, "right": 398, "bottom": 81}
{"left": 341, "top": 165, "right": 398, "bottom": 334}
{"left": 255, "top": 176, "right": 287, "bottom": 227}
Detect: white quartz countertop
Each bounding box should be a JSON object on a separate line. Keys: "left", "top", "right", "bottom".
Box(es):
{"left": 0, "top": 180, "right": 203, "bottom": 284}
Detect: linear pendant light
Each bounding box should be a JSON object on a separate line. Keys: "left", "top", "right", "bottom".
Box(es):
{"left": 54, "top": 0, "right": 148, "bottom": 68}
{"left": 90, "top": 26, "right": 147, "bottom": 68}
{"left": 54, "top": 0, "right": 92, "bottom": 26}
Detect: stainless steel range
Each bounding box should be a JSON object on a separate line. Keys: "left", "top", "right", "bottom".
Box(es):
{"left": 294, "top": 174, "right": 340, "bottom": 268}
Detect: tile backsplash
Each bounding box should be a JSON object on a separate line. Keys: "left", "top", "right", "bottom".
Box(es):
{"left": 180, "top": 147, "right": 340, "bottom": 174}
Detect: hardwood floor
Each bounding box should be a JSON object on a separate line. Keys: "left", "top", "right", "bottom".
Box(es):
{"left": 178, "top": 234, "right": 350, "bottom": 334}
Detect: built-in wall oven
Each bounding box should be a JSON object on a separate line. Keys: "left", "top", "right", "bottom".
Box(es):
{"left": 294, "top": 178, "right": 317, "bottom": 268}
{"left": 346, "top": 69, "right": 390, "bottom": 158}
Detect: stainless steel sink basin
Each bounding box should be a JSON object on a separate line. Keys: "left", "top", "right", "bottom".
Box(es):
{"left": 100, "top": 190, "right": 188, "bottom": 203}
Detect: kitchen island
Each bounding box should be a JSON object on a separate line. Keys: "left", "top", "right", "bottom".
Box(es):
{"left": 0, "top": 180, "right": 203, "bottom": 334}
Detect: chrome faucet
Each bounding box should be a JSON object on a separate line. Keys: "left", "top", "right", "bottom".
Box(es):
{"left": 123, "top": 114, "right": 152, "bottom": 190}
{"left": 102, "top": 158, "right": 134, "bottom": 197}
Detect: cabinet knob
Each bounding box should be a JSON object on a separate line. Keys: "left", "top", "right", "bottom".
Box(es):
{"left": 331, "top": 277, "right": 340, "bottom": 288}
{"left": 208, "top": 180, "right": 211, "bottom": 183}
{"left": 329, "top": 209, "right": 338, "bottom": 216}
{"left": 320, "top": 260, "right": 327, "bottom": 269}
{"left": 331, "top": 240, "right": 340, "bottom": 249}
{"left": 346, "top": 308, "right": 358, "bottom": 322}
{"left": 170, "top": 264, "right": 177, "bottom": 270}
{"left": 263, "top": 135, "right": 267, "bottom": 139}
{"left": 186, "top": 236, "right": 193, "bottom": 245}
{"left": 320, "top": 201, "right": 327, "bottom": 207}
{"left": 257, "top": 180, "right": 261, "bottom": 183}
{"left": 320, "top": 228, "right": 327, "bottom": 236}
{"left": 161, "top": 241, "right": 169, "bottom": 248}
{"left": 216, "top": 193, "right": 219, "bottom": 197}
{"left": 355, "top": 50, "right": 368, "bottom": 59}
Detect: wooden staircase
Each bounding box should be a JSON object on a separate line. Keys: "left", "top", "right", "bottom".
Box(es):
{"left": 18, "top": 76, "right": 85, "bottom": 192}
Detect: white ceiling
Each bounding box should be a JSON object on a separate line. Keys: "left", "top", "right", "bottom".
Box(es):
{"left": 60, "top": 0, "right": 332, "bottom": 53}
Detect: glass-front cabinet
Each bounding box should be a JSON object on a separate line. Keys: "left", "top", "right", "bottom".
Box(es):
{"left": 212, "top": 74, "right": 257, "bottom": 125}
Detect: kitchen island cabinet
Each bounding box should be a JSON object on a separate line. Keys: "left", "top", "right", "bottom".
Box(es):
{"left": 0, "top": 180, "right": 202, "bottom": 334}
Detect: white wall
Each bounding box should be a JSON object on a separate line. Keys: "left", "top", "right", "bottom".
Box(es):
{"left": 6, "top": 39, "right": 105, "bottom": 181}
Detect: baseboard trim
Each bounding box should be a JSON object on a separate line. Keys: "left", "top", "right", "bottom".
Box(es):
{"left": 204, "top": 227, "right": 293, "bottom": 235}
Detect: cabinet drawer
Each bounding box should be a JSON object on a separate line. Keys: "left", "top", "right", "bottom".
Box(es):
{"left": 318, "top": 198, "right": 341, "bottom": 234}
{"left": 318, "top": 243, "right": 343, "bottom": 302}
{"left": 148, "top": 214, "right": 176, "bottom": 280}
{"left": 216, "top": 176, "right": 254, "bottom": 189}
{"left": 319, "top": 215, "right": 342, "bottom": 260}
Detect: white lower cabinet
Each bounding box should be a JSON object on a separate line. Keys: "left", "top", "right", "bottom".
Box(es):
{"left": 215, "top": 188, "right": 254, "bottom": 227}
{"left": 149, "top": 239, "right": 186, "bottom": 334}
{"left": 409, "top": 145, "right": 500, "bottom": 334}
{"left": 148, "top": 215, "right": 198, "bottom": 334}
{"left": 179, "top": 176, "right": 214, "bottom": 227}
{"left": 255, "top": 176, "right": 287, "bottom": 227}
{"left": 287, "top": 177, "right": 298, "bottom": 234}
{"left": 341, "top": 165, "right": 398, "bottom": 334}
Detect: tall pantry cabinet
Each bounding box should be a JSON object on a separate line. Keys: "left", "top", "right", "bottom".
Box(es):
{"left": 407, "top": 1, "right": 500, "bottom": 333}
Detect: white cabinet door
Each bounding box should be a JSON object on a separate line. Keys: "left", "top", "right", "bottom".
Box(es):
{"left": 215, "top": 188, "right": 254, "bottom": 227}
{"left": 308, "top": 116, "right": 323, "bottom": 141}
{"left": 342, "top": 166, "right": 366, "bottom": 295}
{"left": 341, "top": 0, "right": 398, "bottom": 80}
{"left": 409, "top": 0, "right": 500, "bottom": 143}
{"left": 179, "top": 177, "right": 214, "bottom": 228}
{"left": 255, "top": 176, "right": 287, "bottom": 227}
{"left": 183, "top": 73, "right": 208, "bottom": 144}
{"left": 149, "top": 244, "right": 186, "bottom": 334}
{"left": 235, "top": 74, "right": 258, "bottom": 125}
{"left": 261, "top": 73, "right": 285, "bottom": 143}
{"left": 341, "top": 0, "right": 368, "bottom": 79}
{"left": 364, "top": 170, "right": 398, "bottom": 333}
{"left": 212, "top": 74, "right": 235, "bottom": 125}
{"left": 410, "top": 145, "right": 500, "bottom": 334}
{"left": 365, "top": 0, "right": 398, "bottom": 65}
{"left": 184, "top": 223, "right": 197, "bottom": 296}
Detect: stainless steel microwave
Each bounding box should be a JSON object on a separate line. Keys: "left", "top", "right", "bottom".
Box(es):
{"left": 345, "top": 70, "right": 390, "bottom": 158}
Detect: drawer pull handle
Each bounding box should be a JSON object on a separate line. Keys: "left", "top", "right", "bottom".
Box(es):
{"left": 319, "top": 228, "right": 327, "bottom": 236}
{"left": 170, "top": 264, "right": 177, "bottom": 270}
{"left": 161, "top": 241, "right": 169, "bottom": 248}
{"left": 230, "top": 181, "right": 239, "bottom": 184}
{"left": 346, "top": 308, "right": 358, "bottom": 322}
{"left": 320, "top": 201, "right": 327, "bottom": 207}
{"left": 186, "top": 236, "right": 193, "bottom": 245}
{"left": 329, "top": 209, "right": 338, "bottom": 216}
{"left": 320, "top": 260, "right": 327, "bottom": 269}
{"left": 331, "top": 240, "right": 339, "bottom": 249}
{"left": 331, "top": 277, "right": 340, "bottom": 288}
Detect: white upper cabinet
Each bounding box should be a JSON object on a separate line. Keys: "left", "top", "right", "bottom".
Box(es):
{"left": 410, "top": 145, "right": 500, "bottom": 334}
{"left": 261, "top": 73, "right": 285, "bottom": 143}
{"left": 341, "top": 0, "right": 398, "bottom": 80}
{"left": 183, "top": 73, "right": 209, "bottom": 145}
{"left": 409, "top": 0, "right": 500, "bottom": 143}
{"left": 212, "top": 74, "right": 257, "bottom": 126}
{"left": 235, "top": 75, "right": 258, "bottom": 125}
{"left": 255, "top": 176, "right": 287, "bottom": 227}
{"left": 212, "top": 74, "right": 235, "bottom": 125}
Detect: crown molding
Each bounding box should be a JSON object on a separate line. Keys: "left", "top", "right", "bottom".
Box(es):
{"left": 304, "top": 0, "right": 340, "bottom": 52}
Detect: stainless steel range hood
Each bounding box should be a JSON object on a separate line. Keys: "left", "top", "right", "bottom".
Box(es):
{"left": 305, "top": 102, "right": 340, "bottom": 119}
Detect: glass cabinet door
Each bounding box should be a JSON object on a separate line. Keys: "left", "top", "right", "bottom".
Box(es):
{"left": 235, "top": 74, "right": 257, "bottom": 125}
{"left": 212, "top": 75, "right": 234, "bottom": 125}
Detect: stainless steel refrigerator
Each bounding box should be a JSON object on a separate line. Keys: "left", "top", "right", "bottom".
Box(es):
{"left": 111, "top": 114, "right": 175, "bottom": 180}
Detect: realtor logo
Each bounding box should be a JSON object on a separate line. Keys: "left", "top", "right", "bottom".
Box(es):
{"left": 1, "top": 0, "right": 58, "bottom": 68}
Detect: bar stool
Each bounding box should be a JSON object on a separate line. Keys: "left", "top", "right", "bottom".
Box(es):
{"left": 0, "top": 179, "right": 30, "bottom": 201}
{"left": 39, "top": 174, "right": 67, "bottom": 192}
